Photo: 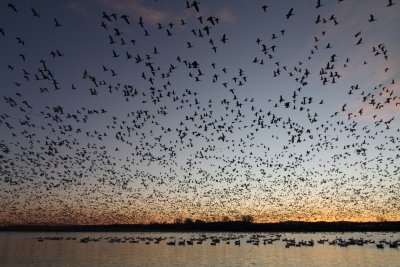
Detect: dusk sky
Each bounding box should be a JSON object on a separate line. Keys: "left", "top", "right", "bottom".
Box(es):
{"left": 0, "top": 0, "right": 399, "bottom": 225}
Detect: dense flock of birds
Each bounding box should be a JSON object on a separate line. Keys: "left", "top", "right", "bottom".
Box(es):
{"left": 0, "top": 0, "right": 399, "bottom": 225}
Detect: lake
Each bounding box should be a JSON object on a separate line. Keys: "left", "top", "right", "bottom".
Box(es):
{"left": 0, "top": 232, "right": 399, "bottom": 266}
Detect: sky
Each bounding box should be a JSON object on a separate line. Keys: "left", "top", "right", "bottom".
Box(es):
{"left": 0, "top": 0, "right": 400, "bottom": 225}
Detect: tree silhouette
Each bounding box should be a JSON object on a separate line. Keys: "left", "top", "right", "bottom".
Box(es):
{"left": 222, "top": 216, "right": 231, "bottom": 222}
{"left": 241, "top": 215, "right": 254, "bottom": 223}
{"left": 174, "top": 217, "right": 183, "bottom": 224}
{"left": 184, "top": 218, "right": 193, "bottom": 224}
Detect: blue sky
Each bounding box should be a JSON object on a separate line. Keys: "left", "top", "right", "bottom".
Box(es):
{"left": 0, "top": 0, "right": 399, "bottom": 224}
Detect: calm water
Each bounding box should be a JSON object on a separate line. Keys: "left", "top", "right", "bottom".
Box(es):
{"left": 0, "top": 232, "right": 399, "bottom": 266}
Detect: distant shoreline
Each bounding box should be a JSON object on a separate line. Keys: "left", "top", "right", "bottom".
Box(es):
{"left": 1, "top": 221, "right": 400, "bottom": 232}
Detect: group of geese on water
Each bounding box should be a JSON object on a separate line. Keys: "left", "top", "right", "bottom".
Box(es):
{"left": 0, "top": 0, "right": 400, "bottom": 224}
{"left": 35, "top": 233, "right": 400, "bottom": 249}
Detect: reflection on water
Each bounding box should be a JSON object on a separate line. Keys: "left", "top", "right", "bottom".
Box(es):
{"left": 0, "top": 232, "right": 399, "bottom": 266}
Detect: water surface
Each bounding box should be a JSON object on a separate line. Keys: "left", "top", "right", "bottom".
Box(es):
{"left": 1, "top": 232, "right": 399, "bottom": 266}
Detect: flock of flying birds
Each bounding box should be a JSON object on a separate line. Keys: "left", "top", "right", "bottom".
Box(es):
{"left": 0, "top": 0, "right": 399, "bottom": 225}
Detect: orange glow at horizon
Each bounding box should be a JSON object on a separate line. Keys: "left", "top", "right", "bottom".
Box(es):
{"left": 1, "top": 200, "right": 399, "bottom": 226}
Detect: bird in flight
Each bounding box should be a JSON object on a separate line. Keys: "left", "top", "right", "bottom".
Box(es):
{"left": 31, "top": 7, "right": 40, "bottom": 17}
{"left": 387, "top": 0, "right": 396, "bottom": 7}
{"left": 53, "top": 18, "right": 61, "bottom": 27}
{"left": 368, "top": 14, "right": 376, "bottom": 22}
{"left": 8, "top": 3, "right": 18, "bottom": 12}
{"left": 286, "top": 8, "right": 294, "bottom": 19}
{"left": 262, "top": 5, "right": 268, "bottom": 12}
